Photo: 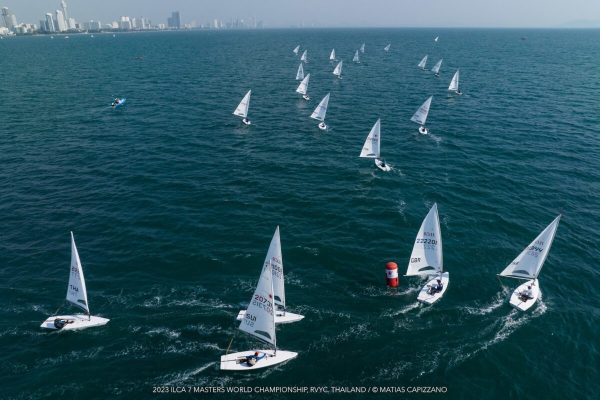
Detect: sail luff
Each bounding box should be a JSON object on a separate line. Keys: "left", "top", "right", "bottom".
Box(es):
{"left": 268, "top": 226, "right": 285, "bottom": 309}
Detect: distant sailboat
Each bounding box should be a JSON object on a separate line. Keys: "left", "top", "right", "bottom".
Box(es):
{"left": 411, "top": 96, "right": 433, "bottom": 135}
{"left": 359, "top": 119, "right": 391, "bottom": 172}
{"left": 300, "top": 50, "right": 308, "bottom": 63}
{"left": 296, "top": 74, "right": 311, "bottom": 101}
{"left": 434, "top": 36, "right": 439, "bottom": 42}
{"left": 221, "top": 260, "right": 297, "bottom": 371}
{"left": 40, "top": 232, "right": 110, "bottom": 331}
{"left": 448, "top": 70, "right": 462, "bottom": 95}
{"left": 405, "top": 204, "right": 448, "bottom": 305}
{"left": 498, "top": 216, "right": 561, "bottom": 311}
{"left": 333, "top": 61, "right": 343, "bottom": 79}
{"left": 296, "top": 63, "right": 304, "bottom": 80}
{"left": 353, "top": 50, "right": 360, "bottom": 63}
{"left": 233, "top": 90, "right": 252, "bottom": 125}
{"left": 384, "top": 44, "right": 391, "bottom": 52}
{"left": 311, "top": 93, "right": 330, "bottom": 131}
{"left": 360, "top": 43, "right": 365, "bottom": 53}
{"left": 329, "top": 49, "right": 336, "bottom": 61}
{"left": 431, "top": 59, "right": 443, "bottom": 77}
{"left": 111, "top": 98, "right": 126, "bottom": 108}
{"left": 418, "top": 55, "right": 428, "bottom": 70}
{"left": 293, "top": 45, "right": 300, "bottom": 55}
{"left": 237, "top": 227, "right": 305, "bottom": 324}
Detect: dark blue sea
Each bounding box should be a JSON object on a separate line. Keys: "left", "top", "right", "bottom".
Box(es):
{"left": 1, "top": 28, "right": 599, "bottom": 399}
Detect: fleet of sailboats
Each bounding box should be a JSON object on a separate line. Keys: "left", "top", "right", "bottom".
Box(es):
{"left": 311, "top": 93, "right": 330, "bottom": 131}
{"left": 233, "top": 90, "right": 252, "bottom": 125}
{"left": 498, "top": 216, "right": 561, "bottom": 311}
{"left": 411, "top": 96, "right": 433, "bottom": 134}
{"left": 359, "top": 119, "right": 391, "bottom": 171}
{"left": 405, "top": 204, "right": 448, "bottom": 305}
{"left": 40, "top": 232, "right": 110, "bottom": 331}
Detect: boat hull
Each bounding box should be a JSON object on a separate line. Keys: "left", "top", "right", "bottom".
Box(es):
{"left": 40, "top": 314, "right": 110, "bottom": 331}
{"left": 419, "top": 126, "right": 429, "bottom": 135}
{"left": 417, "top": 272, "right": 449, "bottom": 304}
{"left": 509, "top": 279, "right": 540, "bottom": 311}
{"left": 375, "top": 159, "right": 391, "bottom": 172}
{"left": 112, "top": 98, "right": 126, "bottom": 108}
{"left": 220, "top": 350, "right": 297, "bottom": 371}
{"left": 237, "top": 310, "right": 304, "bottom": 324}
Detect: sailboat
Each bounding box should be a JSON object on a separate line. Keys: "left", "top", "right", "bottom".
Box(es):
{"left": 296, "top": 63, "right": 304, "bottom": 81}
{"left": 233, "top": 90, "right": 252, "bottom": 125}
{"left": 311, "top": 93, "right": 330, "bottom": 131}
{"left": 333, "top": 61, "right": 343, "bottom": 79}
{"left": 40, "top": 232, "right": 110, "bottom": 331}
{"left": 111, "top": 98, "right": 126, "bottom": 108}
{"left": 448, "top": 70, "right": 462, "bottom": 95}
{"left": 498, "top": 216, "right": 561, "bottom": 311}
{"left": 431, "top": 59, "right": 443, "bottom": 77}
{"left": 293, "top": 45, "right": 300, "bottom": 55}
{"left": 405, "top": 204, "right": 448, "bottom": 305}
{"left": 359, "top": 119, "right": 391, "bottom": 172}
{"left": 360, "top": 43, "right": 365, "bottom": 53}
{"left": 411, "top": 96, "right": 433, "bottom": 134}
{"left": 300, "top": 50, "right": 308, "bottom": 63}
{"left": 353, "top": 50, "right": 360, "bottom": 63}
{"left": 329, "top": 49, "right": 336, "bottom": 61}
{"left": 296, "top": 74, "right": 311, "bottom": 101}
{"left": 434, "top": 36, "right": 439, "bottom": 42}
{"left": 418, "top": 55, "right": 428, "bottom": 70}
{"left": 384, "top": 44, "right": 391, "bottom": 52}
{"left": 221, "top": 260, "right": 298, "bottom": 371}
{"left": 237, "top": 227, "right": 305, "bottom": 324}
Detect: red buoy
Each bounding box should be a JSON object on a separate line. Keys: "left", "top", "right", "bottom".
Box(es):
{"left": 386, "top": 262, "right": 399, "bottom": 287}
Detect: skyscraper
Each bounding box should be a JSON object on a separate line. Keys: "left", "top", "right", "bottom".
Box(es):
{"left": 61, "top": 0, "right": 69, "bottom": 22}
{"left": 45, "top": 13, "right": 55, "bottom": 32}
{"left": 1, "top": 7, "right": 17, "bottom": 31}
{"left": 167, "top": 11, "right": 181, "bottom": 29}
{"left": 55, "top": 9, "right": 67, "bottom": 32}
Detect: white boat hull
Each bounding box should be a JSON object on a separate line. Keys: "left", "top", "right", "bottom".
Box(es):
{"left": 419, "top": 126, "right": 429, "bottom": 135}
{"left": 237, "top": 310, "right": 304, "bottom": 324}
{"left": 112, "top": 98, "right": 126, "bottom": 108}
{"left": 318, "top": 122, "right": 328, "bottom": 131}
{"left": 220, "top": 350, "right": 297, "bottom": 371}
{"left": 242, "top": 118, "right": 251, "bottom": 125}
{"left": 417, "top": 272, "right": 449, "bottom": 304}
{"left": 40, "top": 314, "right": 110, "bottom": 331}
{"left": 302, "top": 95, "right": 310, "bottom": 101}
{"left": 509, "top": 279, "right": 540, "bottom": 311}
{"left": 375, "top": 159, "right": 391, "bottom": 172}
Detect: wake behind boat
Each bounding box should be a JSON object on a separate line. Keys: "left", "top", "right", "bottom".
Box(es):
{"left": 405, "top": 204, "right": 448, "bottom": 305}
{"left": 498, "top": 215, "right": 561, "bottom": 311}
{"left": 40, "top": 232, "right": 109, "bottom": 331}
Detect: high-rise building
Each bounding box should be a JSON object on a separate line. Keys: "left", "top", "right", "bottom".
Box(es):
{"left": 167, "top": 11, "right": 181, "bottom": 29}
{"left": 55, "top": 10, "right": 67, "bottom": 32}
{"left": 68, "top": 18, "right": 76, "bottom": 30}
{"left": 119, "top": 16, "right": 132, "bottom": 30}
{"left": 61, "top": 1, "right": 69, "bottom": 22}
{"left": 1, "top": 7, "right": 17, "bottom": 31}
{"left": 45, "top": 13, "right": 56, "bottom": 32}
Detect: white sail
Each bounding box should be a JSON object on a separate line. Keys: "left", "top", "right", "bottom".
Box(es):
{"left": 239, "top": 259, "right": 276, "bottom": 346}
{"left": 384, "top": 44, "right": 391, "bottom": 51}
{"left": 359, "top": 119, "right": 381, "bottom": 158}
{"left": 418, "top": 55, "right": 428, "bottom": 69}
{"left": 410, "top": 96, "right": 433, "bottom": 125}
{"left": 293, "top": 45, "right": 300, "bottom": 55}
{"left": 434, "top": 36, "right": 439, "bottom": 42}
{"left": 233, "top": 90, "right": 251, "bottom": 118}
{"left": 296, "top": 74, "right": 310, "bottom": 95}
{"left": 66, "top": 232, "right": 90, "bottom": 314}
{"left": 265, "top": 227, "right": 285, "bottom": 309}
{"left": 406, "top": 204, "right": 443, "bottom": 276}
{"left": 360, "top": 43, "right": 365, "bottom": 53}
{"left": 333, "top": 61, "right": 343, "bottom": 77}
{"left": 311, "top": 93, "right": 330, "bottom": 121}
{"left": 300, "top": 50, "right": 308, "bottom": 62}
{"left": 330, "top": 49, "right": 336, "bottom": 60}
{"left": 353, "top": 50, "right": 360, "bottom": 63}
{"left": 448, "top": 70, "right": 460, "bottom": 92}
{"left": 499, "top": 215, "right": 561, "bottom": 280}
{"left": 296, "top": 63, "right": 304, "bottom": 80}
{"left": 431, "top": 59, "right": 443, "bottom": 74}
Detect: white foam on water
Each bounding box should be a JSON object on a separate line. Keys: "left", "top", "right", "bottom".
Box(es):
{"left": 382, "top": 302, "right": 420, "bottom": 317}
{"left": 163, "top": 362, "right": 217, "bottom": 385}
{"left": 309, "top": 323, "right": 376, "bottom": 352}
{"left": 461, "top": 288, "right": 510, "bottom": 316}
{"left": 146, "top": 327, "right": 181, "bottom": 339}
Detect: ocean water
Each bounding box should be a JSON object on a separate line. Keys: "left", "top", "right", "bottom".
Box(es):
{"left": 1, "top": 28, "right": 599, "bottom": 399}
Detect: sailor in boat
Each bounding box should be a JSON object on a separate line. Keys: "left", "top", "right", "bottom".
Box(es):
{"left": 318, "top": 122, "right": 327, "bottom": 130}
{"left": 242, "top": 117, "right": 251, "bottom": 125}
{"left": 519, "top": 285, "right": 534, "bottom": 302}
{"left": 112, "top": 98, "right": 121, "bottom": 107}
{"left": 428, "top": 279, "right": 443, "bottom": 295}
{"left": 242, "top": 351, "right": 266, "bottom": 366}
{"left": 53, "top": 318, "right": 75, "bottom": 330}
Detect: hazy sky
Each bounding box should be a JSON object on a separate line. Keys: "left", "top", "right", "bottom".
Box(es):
{"left": 3, "top": 0, "right": 600, "bottom": 28}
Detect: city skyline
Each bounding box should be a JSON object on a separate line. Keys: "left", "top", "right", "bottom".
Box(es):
{"left": 2, "top": 0, "right": 600, "bottom": 29}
